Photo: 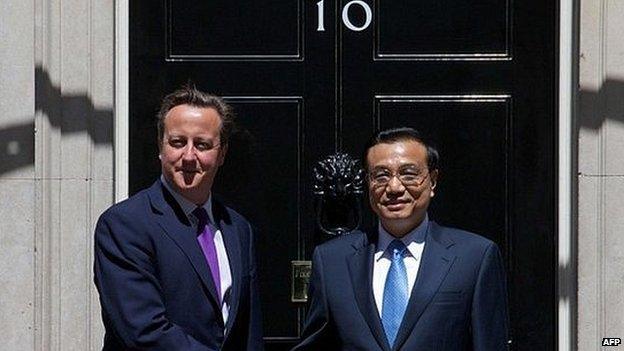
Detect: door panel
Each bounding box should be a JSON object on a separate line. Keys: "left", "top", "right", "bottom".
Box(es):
{"left": 376, "top": 0, "right": 509, "bottom": 57}
{"left": 167, "top": 1, "right": 302, "bottom": 59}
{"left": 374, "top": 96, "right": 510, "bottom": 245}
{"left": 215, "top": 98, "right": 305, "bottom": 339}
{"left": 130, "top": 0, "right": 556, "bottom": 349}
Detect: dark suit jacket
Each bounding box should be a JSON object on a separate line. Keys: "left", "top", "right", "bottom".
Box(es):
{"left": 294, "top": 221, "right": 509, "bottom": 351}
{"left": 94, "top": 180, "right": 263, "bottom": 350}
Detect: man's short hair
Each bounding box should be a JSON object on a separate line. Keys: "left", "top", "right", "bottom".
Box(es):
{"left": 156, "top": 84, "right": 234, "bottom": 147}
{"left": 363, "top": 127, "right": 440, "bottom": 171}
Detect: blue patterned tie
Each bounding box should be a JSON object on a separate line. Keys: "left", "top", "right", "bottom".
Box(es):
{"left": 382, "top": 239, "right": 408, "bottom": 348}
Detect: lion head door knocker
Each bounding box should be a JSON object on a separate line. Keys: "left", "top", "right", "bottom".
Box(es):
{"left": 312, "top": 153, "right": 365, "bottom": 236}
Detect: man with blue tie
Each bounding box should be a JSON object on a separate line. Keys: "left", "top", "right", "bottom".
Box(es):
{"left": 294, "top": 127, "right": 509, "bottom": 350}
{"left": 94, "top": 86, "right": 263, "bottom": 350}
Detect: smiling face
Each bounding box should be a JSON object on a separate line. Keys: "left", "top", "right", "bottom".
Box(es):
{"left": 160, "top": 104, "right": 227, "bottom": 205}
{"left": 366, "top": 139, "right": 438, "bottom": 237}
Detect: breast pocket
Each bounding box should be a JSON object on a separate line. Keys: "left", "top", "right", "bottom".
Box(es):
{"left": 432, "top": 291, "right": 463, "bottom": 304}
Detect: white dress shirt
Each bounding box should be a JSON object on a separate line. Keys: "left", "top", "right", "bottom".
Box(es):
{"left": 372, "top": 214, "right": 429, "bottom": 316}
{"left": 161, "top": 176, "right": 233, "bottom": 324}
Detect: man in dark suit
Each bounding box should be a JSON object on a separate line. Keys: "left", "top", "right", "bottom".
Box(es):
{"left": 294, "top": 127, "right": 509, "bottom": 351}
{"left": 94, "top": 86, "right": 263, "bottom": 350}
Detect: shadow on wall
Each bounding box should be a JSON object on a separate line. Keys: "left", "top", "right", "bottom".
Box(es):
{"left": 0, "top": 66, "right": 113, "bottom": 175}
{"left": 579, "top": 79, "right": 624, "bottom": 129}
{"left": 555, "top": 78, "right": 624, "bottom": 331}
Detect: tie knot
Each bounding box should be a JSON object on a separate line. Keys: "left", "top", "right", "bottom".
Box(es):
{"left": 388, "top": 240, "right": 407, "bottom": 258}
{"left": 192, "top": 207, "right": 209, "bottom": 227}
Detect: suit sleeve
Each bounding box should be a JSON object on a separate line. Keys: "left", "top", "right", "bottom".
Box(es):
{"left": 291, "top": 247, "right": 340, "bottom": 351}
{"left": 246, "top": 223, "right": 265, "bottom": 350}
{"left": 471, "top": 242, "right": 510, "bottom": 351}
{"left": 94, "top": 210, "right": 215, "bottom": 351}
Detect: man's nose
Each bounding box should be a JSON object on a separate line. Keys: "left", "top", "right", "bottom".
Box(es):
{"left": 385, "top": 175, "right": 405, "bottom": 193}
{"left": 182, "top": 144, "right": 196, "bottom": 161}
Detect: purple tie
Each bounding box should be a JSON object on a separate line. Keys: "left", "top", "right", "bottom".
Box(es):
{"left": 193, "top": 207, "right": 221, "bottom": 301}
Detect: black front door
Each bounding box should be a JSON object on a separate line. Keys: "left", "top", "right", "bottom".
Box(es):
{"left": 130, "top": 1, "right": 556, "bottom": 350}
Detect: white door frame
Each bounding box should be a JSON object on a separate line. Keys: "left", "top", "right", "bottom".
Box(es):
{"left": 558, "top": 0, "right": 578, "bottom": 350}
{"left": 114, "top": 0, "right": 129, "bottom": 201}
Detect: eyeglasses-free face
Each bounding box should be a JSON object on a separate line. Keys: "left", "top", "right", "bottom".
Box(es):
{"left": 365, "top": 140, "right": 437, "bottom": 237}
{"left": 160, "top": 104, "right": 227, "bottom": 205}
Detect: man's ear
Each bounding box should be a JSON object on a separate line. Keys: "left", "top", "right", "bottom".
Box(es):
{"left": 428, "top": 169, "right": 438, "bottom": 198}
{"left": 430, "top": 169, "right": 439, "bottom": 190}
{"left": 218, "top": 143, "right": 228, "bottom": 166}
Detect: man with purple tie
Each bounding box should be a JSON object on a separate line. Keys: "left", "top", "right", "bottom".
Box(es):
{"left": 94, "top": 86, "right": 263, "bottom": 350}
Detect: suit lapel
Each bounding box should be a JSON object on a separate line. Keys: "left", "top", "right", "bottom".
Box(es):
{"left": 147, "top": 181, "right": 223, "bottom": 323}
{"left": 393, "top": 222, "right": 456, "bottom": 350}
{"left": 347, "top": 233, "right": 392, "bottom": 351}
{"left": 213, "top": 201, "right": 242, "bottom": 334}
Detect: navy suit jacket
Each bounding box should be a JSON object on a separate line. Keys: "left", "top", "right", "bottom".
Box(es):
{"left": 94, "top": 180, "right": 263, "bottom": 350}
{"left": 294, "top": 221, "right": 509, "bottom": 351}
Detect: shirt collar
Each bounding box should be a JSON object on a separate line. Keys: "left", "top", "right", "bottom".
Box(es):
{"left": 377, "top": 213, "right": 429, "bottom": 257}
{"left": 160, "top": 175, "right": 214, "bottom": 224}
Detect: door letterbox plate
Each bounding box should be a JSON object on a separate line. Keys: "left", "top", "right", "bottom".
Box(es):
{"left": 291, "top": 260, "right": 312, "bottom": 303}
